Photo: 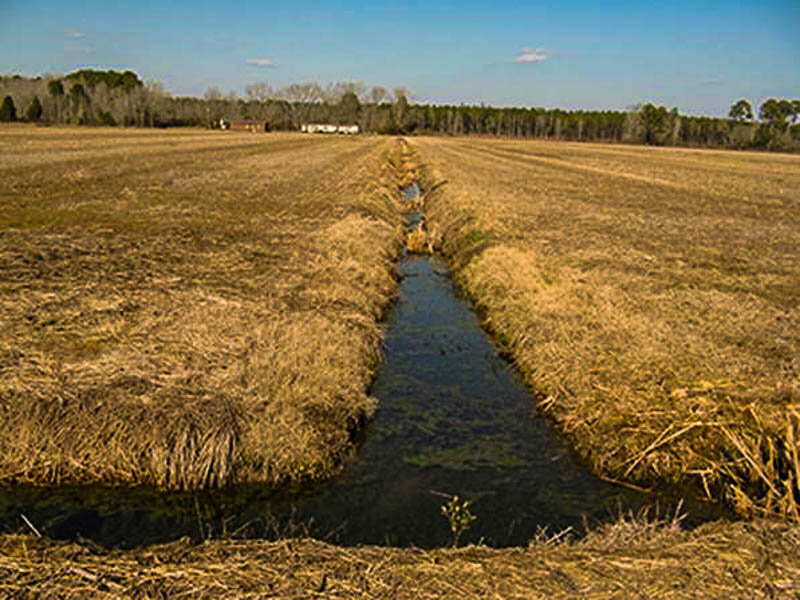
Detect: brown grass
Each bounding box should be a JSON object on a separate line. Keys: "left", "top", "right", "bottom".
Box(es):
{"left": 2, "top": 128, "right": 799, "bottom": 598}
{"left": 413, "top": 136, "right": 800, "bottom": 520}
{"left": 2, "top": 515, "right": 799, "bottom": 598}
{"left": 0, "top": 126, "right": 406, "bottom": 489}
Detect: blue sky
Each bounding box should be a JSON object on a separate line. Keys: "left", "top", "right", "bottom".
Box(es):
{"left": 1, "top": 0, "right": 797, "bottom": 115}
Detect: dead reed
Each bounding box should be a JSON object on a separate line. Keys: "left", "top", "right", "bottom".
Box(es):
{"left": 1, "top": 514, "right": 798, "bottom": 598}
{"left": 0, "top": 127, "right": 406, "bottom": 490}
{"left": 414, "top": 136, "right": 800, "bottom": 520}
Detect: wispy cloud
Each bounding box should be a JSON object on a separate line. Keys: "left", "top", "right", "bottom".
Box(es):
{"left": 515, "top": 47, "right": 549, "bottom": 64}
{"left": 64, "top": 29, "right": 93, "bottom": 56}
{"left": 698, "top": 79, "right": 726, "bottom": 88}
{"left": 245, "top": 58, "right": 277, "bottom": 67}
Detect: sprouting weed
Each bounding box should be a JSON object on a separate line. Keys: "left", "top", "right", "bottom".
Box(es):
{"left": 440, "top": 494, "right": 477, "bottom": 547}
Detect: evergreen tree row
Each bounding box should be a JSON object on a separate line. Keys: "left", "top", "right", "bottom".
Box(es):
{"left": 1, "top": 71, "right": 798, "bottom": 152}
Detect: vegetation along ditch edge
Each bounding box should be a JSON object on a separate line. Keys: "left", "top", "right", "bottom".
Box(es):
{"left": 411, "top": 136, "right": 800, "bottom": 523}
{"left": 0, "top": 129, "right": 408, "bottom": 491}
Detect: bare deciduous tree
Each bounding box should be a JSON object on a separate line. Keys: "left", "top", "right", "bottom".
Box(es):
{"left": 369, "top": 86, "right": 386, "bottom": 104}
{"left": 245, "top": 82, "right": 273, "bottom": 101}
{"left": 203, "top": 86, "right": 223, "bottom": 101}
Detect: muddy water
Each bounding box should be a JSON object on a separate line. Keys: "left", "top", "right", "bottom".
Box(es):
{"left": 0, "top": 215, "right": 729, "bottom": 548}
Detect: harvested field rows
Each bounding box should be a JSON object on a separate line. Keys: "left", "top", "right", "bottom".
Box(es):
{"left": 414, "top": 137, "right": 800, "bottom": 519}
{"left": 0, "top": 127, "right": 405, "bottom": 490}
{"left": 0, "top": 125, "right": 274, "bottom": 168}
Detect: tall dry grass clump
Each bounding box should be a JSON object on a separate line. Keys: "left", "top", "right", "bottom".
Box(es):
{"left": 414, "top": 136, "right": 800, "bottom": 520}
{"left": 0, "top": 127, "right": 406, "bottom": 489}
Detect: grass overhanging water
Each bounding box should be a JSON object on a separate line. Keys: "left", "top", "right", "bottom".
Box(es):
{"left": 0, "top": 127, "right": 405, "bottom": 490}
{"left": 413, "top": 136, "right": 800, "bottom": 521}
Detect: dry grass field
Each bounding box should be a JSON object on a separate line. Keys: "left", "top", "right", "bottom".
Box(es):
{"left": 0, "top": 125, "right": 406, "bottom": 490}
{"left": 1, "top": 128, "right": 799, "bottom": 597}
{"left": 413, "top": 136, "right": 800, "bottom": 520}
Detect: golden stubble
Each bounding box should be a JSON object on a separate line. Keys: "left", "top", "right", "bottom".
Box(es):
{"left": 0, "top": 127, "right": 406, "bottom": 489}
{"left": 415, "top": 135, "right": 800, "bottom": 520}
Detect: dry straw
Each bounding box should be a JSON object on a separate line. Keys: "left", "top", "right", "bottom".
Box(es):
{"left": 0, "top": 128, "right": 406, "bottom": 490}
{"left": 2, "top": 128, "right": 799, "bottom": 597}
{"left": 414, "top": 136, "right": 800, "bottom": 521}
{"left": 1, "top": 514, "right": 798, "bottom": 597}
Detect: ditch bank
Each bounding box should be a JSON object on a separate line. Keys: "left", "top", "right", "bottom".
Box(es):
{"left": 0, "top": 142, "right": 729, "bottom": 550}
{"left": 0, "top": 246, "right": 723, "bottom": 548}
{"left": 410, "top": 136, "right": 800, "bottom": 522}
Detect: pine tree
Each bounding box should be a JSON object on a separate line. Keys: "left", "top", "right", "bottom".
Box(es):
{"left": 47, "top": 79, "right": 64, "bottom": 98}
{"left": 25, "top": 95, "right": 43, "bottom": 122}
{"left": 48, "top": 80, "right": 64, "bottom": 123}
{"left": 339, "top": 91, "right": 361, "bottom": 125}
{"left": 0, "top": 96, "right": 17, "bottom": 122}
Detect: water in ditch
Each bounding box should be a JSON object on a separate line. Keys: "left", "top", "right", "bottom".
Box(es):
{"left": 0, "top": 202, "right": 730, "bottom": 548}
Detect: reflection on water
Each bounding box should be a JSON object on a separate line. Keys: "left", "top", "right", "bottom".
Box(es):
{"left": 0, "top": 255, "right": 729, "bottom": 548}
{"left": 402, "top": 181, "right": 421, "bottom": 200}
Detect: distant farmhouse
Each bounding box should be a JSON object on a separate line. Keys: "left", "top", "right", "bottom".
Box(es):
{"left": 219, "top": 119, "right": 268, "bottom": 133}
{"left": 302, "top": 124, "right": 360, "bottom": 135}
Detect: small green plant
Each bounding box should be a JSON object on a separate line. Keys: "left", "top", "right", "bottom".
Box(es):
{"left": 438, "top": 493, "right": 477, "bottom": 547}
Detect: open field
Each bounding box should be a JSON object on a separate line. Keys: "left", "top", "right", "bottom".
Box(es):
{"left": 413, "top": 136, "right": 800, "bottom": 519}
{"left": 0, "top": 125, "right": 405, "bottom": 489}
{"left": 2, "top": 516, "right": 799, "bottom": 598}
{"left": 2, "top": 128, "right": 800, "bottom": 596}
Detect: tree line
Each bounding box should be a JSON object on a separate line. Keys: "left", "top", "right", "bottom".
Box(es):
{"left": 1, "top": 70, "right": 798, "bottom": 151}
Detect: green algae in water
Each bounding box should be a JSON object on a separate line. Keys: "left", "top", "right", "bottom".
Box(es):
{"left": 404, "top": 439, "right": 526, "bottom": 471}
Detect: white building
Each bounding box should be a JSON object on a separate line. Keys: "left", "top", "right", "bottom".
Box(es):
{"left": 301, "top": 124, "right": 359, "bottom": 134}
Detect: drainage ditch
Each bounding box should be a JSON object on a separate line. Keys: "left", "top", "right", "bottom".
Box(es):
{"left": 0, "top": 182, "right": 730, "bottom": 548}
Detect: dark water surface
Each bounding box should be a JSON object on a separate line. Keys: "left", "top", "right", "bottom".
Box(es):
{"left": 0, "top": 255, "right": 728, "bottom": 548}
